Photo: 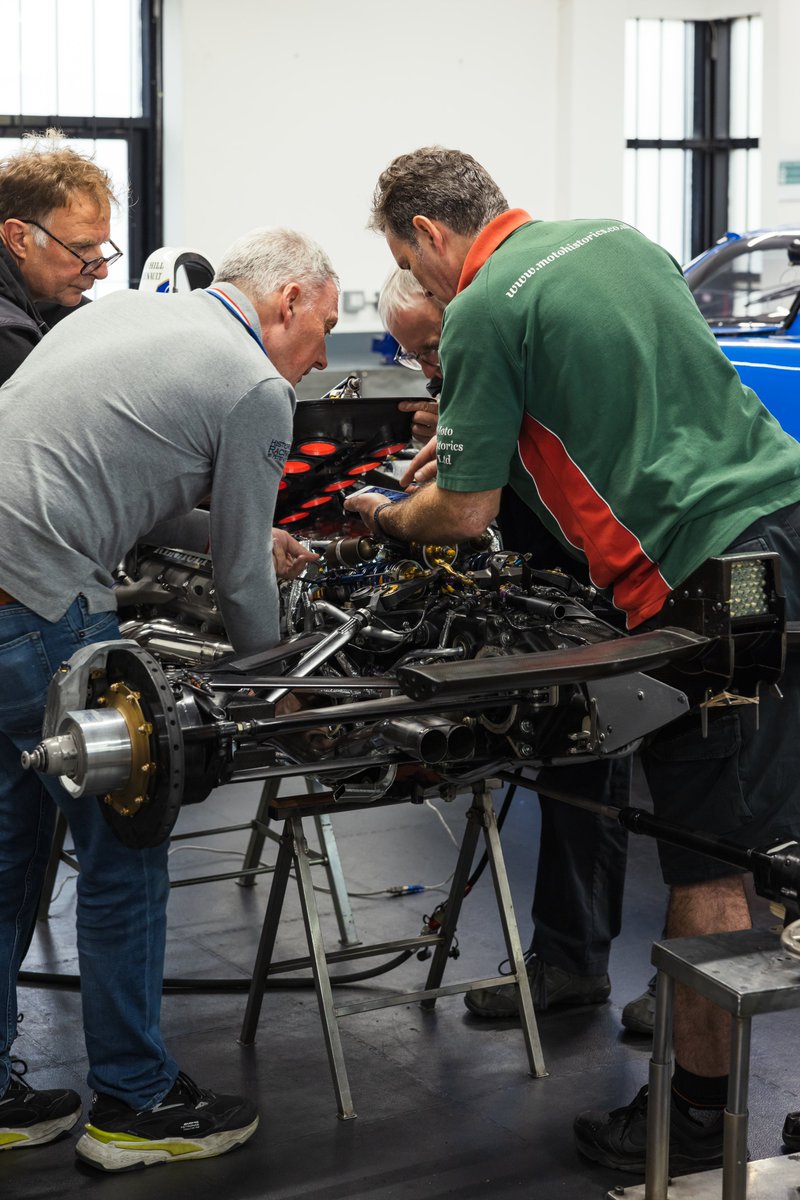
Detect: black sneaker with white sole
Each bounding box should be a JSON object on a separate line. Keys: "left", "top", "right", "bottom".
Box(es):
{"left": 75, "top": 1071, "right": 259, "bottom": 1172}
{"left": 0, "top": 1064, "right": 82, "bottom": 1151}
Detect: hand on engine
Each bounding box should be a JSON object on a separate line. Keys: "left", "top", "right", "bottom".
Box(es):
{"left": 342, "top": 489, "right": 386, "bottom": 532}
{"left": 272, "top": 528, "right": 319, "bottom": 579}
{"left": 399, "top": 435, "right": 437, "bottom": 489}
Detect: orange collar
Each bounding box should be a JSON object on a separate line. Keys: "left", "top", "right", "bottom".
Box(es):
{"left": 456, "top": 209, "right": 533, "bottom": 294}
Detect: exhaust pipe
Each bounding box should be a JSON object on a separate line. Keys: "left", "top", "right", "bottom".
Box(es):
{"left": 119, "top": 619, "right": 232, "bottom": 666}
{"left": 378, "top": 716, "right": 475, "bottom": 763}
{"left": 443, "top": 720, "right": 475, "bottom": 760}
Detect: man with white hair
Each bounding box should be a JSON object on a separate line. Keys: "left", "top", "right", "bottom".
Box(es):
{"left": 0, "top": 226, "right": 337, "bottom": 1170}
{"left": 378, "top": 268, "right": 442, "bottom": 443}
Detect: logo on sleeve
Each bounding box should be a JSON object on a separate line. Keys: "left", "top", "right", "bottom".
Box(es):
{"left": 268, "top": 439, "right": 291, "bottom": 466}
{"left": 436, "top": 425, "right": 464, "bottom": 466}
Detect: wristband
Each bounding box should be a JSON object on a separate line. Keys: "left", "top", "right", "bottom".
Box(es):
{"left": 372, "top": 502, "right": 395, "bottom": 540}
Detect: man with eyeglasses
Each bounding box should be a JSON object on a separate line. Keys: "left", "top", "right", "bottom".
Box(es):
{"left": 377, "top": 265, "right": 629, "bottom": 1022}
{"left": 378, "top": 267, "right": 443, "bottom": 445}
{"left": 0, "top": 131, "right": 119, "bottom": 386}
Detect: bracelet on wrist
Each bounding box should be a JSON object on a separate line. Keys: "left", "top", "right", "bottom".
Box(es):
{"left": 372, "top": 502, "right": 395, "bottom": 540}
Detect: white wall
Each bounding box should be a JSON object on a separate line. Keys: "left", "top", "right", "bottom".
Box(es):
{"left": 162, "top": 0, "right": 800, "bottom": 333}
{"left": 556, "top": 0, "right": 800, "bottom": 229}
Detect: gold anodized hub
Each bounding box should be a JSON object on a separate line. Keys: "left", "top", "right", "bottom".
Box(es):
{"left": 100, "top": 681, "right": 156, "bottom": 817}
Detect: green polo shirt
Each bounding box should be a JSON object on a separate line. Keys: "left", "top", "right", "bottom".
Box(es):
{"left": 436, "top": 211, "right": 800, "bottom": 627}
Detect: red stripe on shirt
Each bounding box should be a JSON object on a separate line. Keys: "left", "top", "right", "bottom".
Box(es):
{"left": 518, "top": 413, "right": 671, "bottom": 627}
{"left": 207, "top": 288, "right": 252, "bottom": 326}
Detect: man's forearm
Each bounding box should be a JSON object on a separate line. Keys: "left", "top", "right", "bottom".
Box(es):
{"left": 347, "top": 482, "right": 499, "bottom": 544}
{"left": 377, "top": 486, "right": 457, "bottom": 543}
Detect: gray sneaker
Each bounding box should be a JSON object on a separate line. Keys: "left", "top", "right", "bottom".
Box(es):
{"left": 621, "top": 974, "right": 656, "bottom": 1035}
{"left": 464, "top": 955, "right": 610, "bottom": 1020}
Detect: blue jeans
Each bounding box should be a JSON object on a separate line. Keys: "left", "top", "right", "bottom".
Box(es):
{"left": 0, "top": 596, "right": 177, "bottom": 1107}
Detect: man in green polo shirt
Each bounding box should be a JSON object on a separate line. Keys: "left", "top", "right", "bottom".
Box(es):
{"left": 378, "top": 265, "right": 632, "bottom": 1023}
{"left": 346, "top": 145, "right": 800, "bottom": 1176}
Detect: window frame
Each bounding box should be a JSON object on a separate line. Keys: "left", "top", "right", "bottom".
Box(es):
{"left": 626, "top": 17, "right": 760, "bottom": 261}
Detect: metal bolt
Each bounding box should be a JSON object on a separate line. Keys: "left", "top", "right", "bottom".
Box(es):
{"left": 137, "top": 722, "right": 153, "bottom": 735}
{"left": 637, "top": 690, "right": 644, "bottom": 700}
{"left": 519, "top": 744, "right": 533, "bottom": 756}
{"left": 126, "top": 691, "right": 141, "bottom": 702}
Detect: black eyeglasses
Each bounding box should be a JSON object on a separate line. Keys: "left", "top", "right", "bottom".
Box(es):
{"left": 22, "top": 218, "right": 123, "bottom": 275}
{"left": 394, "top": 343, "right": 441, "bottom": 371}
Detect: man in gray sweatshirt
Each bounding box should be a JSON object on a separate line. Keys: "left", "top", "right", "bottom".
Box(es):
{"left": 0, "top": 226, "right": 338, "bottom": 1170}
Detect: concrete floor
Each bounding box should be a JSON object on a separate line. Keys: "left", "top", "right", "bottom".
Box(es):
{"left": 6, "top": 769, "right": 800, "bottom": 1199}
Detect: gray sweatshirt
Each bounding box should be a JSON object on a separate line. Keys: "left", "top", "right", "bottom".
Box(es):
{"left": 0, "top": 284, "right": 294, "bottom": 654}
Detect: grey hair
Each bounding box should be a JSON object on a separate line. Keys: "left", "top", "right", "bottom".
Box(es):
{"left": 377, "top": 266, "right": 445, "bottom": 328}
{"left": 213, "top": 227, "right": 339, "bottom": 302}
{"left": 0, "top": 126, "right": 118, "bottom": 227}
{"left": 369, "top": 146, "right": 508, "bottom": 244}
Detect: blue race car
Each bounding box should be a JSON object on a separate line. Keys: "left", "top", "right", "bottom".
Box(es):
{"left": 374, "top": 229, "right": 800, "bottom": 436}
{"left": 684, "top": 228, "right": 800, "bottom": 439}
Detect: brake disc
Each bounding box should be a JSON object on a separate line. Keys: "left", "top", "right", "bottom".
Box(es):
{"left": 35, "top": 640, "right": 187, "bottom": 848}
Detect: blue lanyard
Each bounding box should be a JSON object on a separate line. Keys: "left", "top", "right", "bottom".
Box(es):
{"left": 206, "top": 287, "right": 269, "bottom": 358}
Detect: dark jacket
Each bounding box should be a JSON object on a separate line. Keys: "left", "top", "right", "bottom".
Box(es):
{"left": 0, "top": 242, "right": 46, "bottom": 385}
